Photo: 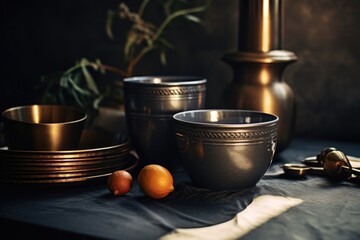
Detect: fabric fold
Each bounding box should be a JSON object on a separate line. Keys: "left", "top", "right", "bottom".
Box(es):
{"left": 160, "top": 195, "right": 303, "bottom": 240}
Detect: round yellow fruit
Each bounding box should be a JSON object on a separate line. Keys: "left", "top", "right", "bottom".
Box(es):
{"left": 107, "top": 170, "right": 133, "bottom": 196}
{"left": 137, "top": 164, "right": 174, "bottom": 199}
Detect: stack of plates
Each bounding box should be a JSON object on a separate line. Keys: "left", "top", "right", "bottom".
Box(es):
{"left": 0, "top": 129, "right": 138, "bottom": 184}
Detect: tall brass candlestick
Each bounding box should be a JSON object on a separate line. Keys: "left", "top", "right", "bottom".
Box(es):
{"left": 222, "top": 0, "right": 297, "bottom": 152}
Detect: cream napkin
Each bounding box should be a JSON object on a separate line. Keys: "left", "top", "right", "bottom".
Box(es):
{"left": 160, "top": 195, "right": 303, "bottom": 240}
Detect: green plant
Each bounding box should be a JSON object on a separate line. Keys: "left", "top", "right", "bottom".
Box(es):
{"left": 39, "top": 0, "right": 210, "bottom": 121}
{"left": 39, "top": 58, "right": 111, "bottom": 120}
{"left": 106, "top": 0, "right": 209, "bottom": 77}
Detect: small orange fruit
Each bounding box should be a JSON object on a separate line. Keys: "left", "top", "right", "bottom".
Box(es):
{"left": 137, "top": 164, "right": 174, "bottom": 199}
{"left": 107, "top": 170, "right": 133, "bottom": 196}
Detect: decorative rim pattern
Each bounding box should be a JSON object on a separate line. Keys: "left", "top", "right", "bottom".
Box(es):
{"left": 175, "top": 125, "right": 277, "bottom": 142}
{"left": 125, "top": 85, "right": 206, "bottom": 96}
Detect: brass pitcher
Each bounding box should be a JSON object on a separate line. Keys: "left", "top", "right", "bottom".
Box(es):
{"left": 222, "top": 0, "right": 297, "bottom": 152}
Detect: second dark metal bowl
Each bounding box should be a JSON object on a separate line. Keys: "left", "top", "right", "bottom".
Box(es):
{"left": 173, "top": 109, "right": 279, "bottom": 190}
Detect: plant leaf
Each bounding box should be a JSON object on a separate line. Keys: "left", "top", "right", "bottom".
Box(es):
{"left": 93, "top": 95, "right": 104, "bottom": 110}
{"left": 95, "top": 59, "right": 106, "bottom": 74}
{"left": 106, "top": 10, "right": 116, "bottom": 39}
{"left": 160, "top": 48, "right": 167, "bottom": 66}
{"left": 59, "top": 75, "right": 69, "bottom": 88}
{"left": 68, "top": 77, "right": 92, "bottom": 97}
{"left": 124, "top": 30, "right": 139, "bottom": 62}
{"left": 184, "top": 14, "right": 201, "bottom": 23}
{"left": 80, "top": 60, "right": 100, "bottom": 95}
{"left": 144, "top": 33, "right": 154, "bottom": 47}
{"left": 158, "top": 37, "right": 174, "bottom": 49}
{"left": 68, "top": 86, "right": 85, "bottom": 108}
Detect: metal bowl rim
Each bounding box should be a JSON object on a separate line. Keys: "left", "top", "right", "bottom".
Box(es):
{"left": 173, "top": 109, "right": 279, "bottom": 128}
{"left": 2, "top": 104, "right": 87, "bottom": 125}
{"left": 123, "top": 76, "right": 207, "bottom": 86}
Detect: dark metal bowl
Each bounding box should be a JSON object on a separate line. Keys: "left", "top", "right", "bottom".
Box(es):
{"left": 123, "top": 76, "right": 206, "bottom": 171}
{"left": 173, "top": 109, "right": 279, "bottom": 190}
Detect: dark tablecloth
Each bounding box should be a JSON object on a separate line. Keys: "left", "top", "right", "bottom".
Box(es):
{"left": 0, "top": 138, "right": 359, "bottom": 239}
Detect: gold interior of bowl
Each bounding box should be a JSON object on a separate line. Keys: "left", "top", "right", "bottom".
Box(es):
{"left": 2, "top": 105, "right": 87, "bottom": 124}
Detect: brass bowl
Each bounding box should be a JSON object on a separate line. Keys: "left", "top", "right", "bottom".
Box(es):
{"left": 2, "top": 105, "right": 87, "bottom": 151}
{"left": 173, "top": 109, "right": 279, "bottom": 191}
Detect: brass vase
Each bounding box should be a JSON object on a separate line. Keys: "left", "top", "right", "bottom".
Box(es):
{"left": 222, "top": 0, "right": 297, "bottom": 152}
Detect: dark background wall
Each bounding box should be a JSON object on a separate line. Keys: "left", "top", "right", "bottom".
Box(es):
{"left": 1, "top": 0, "right": 359, "bottom": 141}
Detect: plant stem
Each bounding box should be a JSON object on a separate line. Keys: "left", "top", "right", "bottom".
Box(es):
{"left": 127, "top": 45, "right": 154, "bottom": 76}
{"left": 138, "top": 0, "right": 150, "bottom": 16}
{"left": 153, "top": 4, "right": 208, "bottom": 42}
{"left": 100, "top": 64, "right": 128, "bottom": 77}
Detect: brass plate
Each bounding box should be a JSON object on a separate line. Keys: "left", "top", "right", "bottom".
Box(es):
{"left": 0, "top": 129, "right": 131, "bottom": 159}
{"left": 0, "top": 129, "right": 138, "bottom": 184}
{"left": 0, "top": 152, "right": 129, "bottom": 167}
{"left": 0, "top": 155, "right": 130, "bottom": 172}
{"left": 0, "top": 147, "right": 129, "bottom": 159}
{"left": 0, "top": 155, "right": 138, "bottom": 184}
{"left": 0, "top": 157, "right": 132, "bottom": 176}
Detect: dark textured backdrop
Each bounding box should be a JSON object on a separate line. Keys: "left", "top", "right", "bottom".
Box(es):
{"left": 1, "top": 0, "right": 359, "bottom": 141}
